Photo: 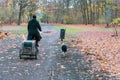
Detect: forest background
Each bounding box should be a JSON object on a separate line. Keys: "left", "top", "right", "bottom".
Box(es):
{"left": 0, "top": 0, "right": 119, "bottom": 26}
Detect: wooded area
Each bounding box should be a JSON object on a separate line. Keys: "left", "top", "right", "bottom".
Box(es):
{"left": 0, "top": 0, "right": 119, "bottom": 25}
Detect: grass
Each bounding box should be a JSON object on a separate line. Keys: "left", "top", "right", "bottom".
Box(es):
{"left": 53, "top": 25, "right": 120, "bottom": 42}
{"left": 53, "top": 26, "right": 118, "bottom": 34}
{"left": 53, "top": 26, "right": 81, "bottom": 34}
{"left": 14, "top": 27, "right": 27, "bottom": 34}
{"left": 1, "top": 25, "right": 119, "bottom": 34}
{"left": 0, "top": 26, "right": 27, "bottom": 34}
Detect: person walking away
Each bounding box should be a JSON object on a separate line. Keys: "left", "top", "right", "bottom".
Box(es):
{"left": 27, "top": 15, "right": 42, "bottom": 47}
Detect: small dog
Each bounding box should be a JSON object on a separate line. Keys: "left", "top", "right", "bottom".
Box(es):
{"left": 61, "top": 43, "right": 67, "bottom": 57}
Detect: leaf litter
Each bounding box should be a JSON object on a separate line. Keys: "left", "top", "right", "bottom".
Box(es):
{"left": 74, "top": 31, "right": 120, "bottom": 77}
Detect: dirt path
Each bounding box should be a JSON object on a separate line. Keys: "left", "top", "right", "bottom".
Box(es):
{"left": 0, "top": 25, "right": 119, "bottom": 80}
{"left": 0, "top": 25, "right": 59, "bottom": 80}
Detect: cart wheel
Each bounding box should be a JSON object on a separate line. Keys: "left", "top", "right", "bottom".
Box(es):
{"left": 35, "top": 52, "right": 37, "bottom": 59}
{"left": 19, "top": 49, "right": 22, "bottom": 59}
{"left": 36, "top": 47, "right": 39, "bottom": 52}
{"left": 34, "top": 51, "right": 38, "bottom": 59}
{"left": 35, "top": 55, "right": 37, "bottom": 59}
{"left": 19, "top": 54, "right": 22, "bottom": 59}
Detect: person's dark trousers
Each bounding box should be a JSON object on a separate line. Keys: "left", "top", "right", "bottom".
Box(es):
{"left": 36, "top": 41, "right": 39, "bottom": 47}
{"left": 27, "top": 33, "right": 42, "bottom": 47}
{"left": 27, "top": 35, "right": 39, "bottom": 47}
{"left": 34, "top": 34, "right": 42, "bottom": 47}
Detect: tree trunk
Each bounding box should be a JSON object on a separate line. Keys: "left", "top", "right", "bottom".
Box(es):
{"left": 92, "top": 4, "right": 95, "bottom": 25}
{"left": 89, "top": 0, "right": 92, "bottom": 24}
{"left": 18, "top": 4, "right": 22, "bottom": 25}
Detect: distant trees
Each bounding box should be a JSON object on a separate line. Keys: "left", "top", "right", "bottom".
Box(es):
{"left": 41, "top": 0, "right": 120, "bottom": 24}
{"left": 0, "top": 0, "right": 15, "bottom": 24}
{"left": 17, "top": 0, "right": 38, "bottom": 25}
{"left": 0, "top": 0, "right": 39, "bottom": 25}
{"left": 0, "top": 0, "right": 119, "bottom": 25}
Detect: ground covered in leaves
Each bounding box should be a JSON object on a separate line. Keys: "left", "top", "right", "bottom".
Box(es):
{"left": 0, "top": 24, "right": 120, "bottom": 80}
{"left": 74, "top": 31, "right": 120, "bottom": 78}
{"left": 50, "top": 31, "right": 120, "bottom": 80}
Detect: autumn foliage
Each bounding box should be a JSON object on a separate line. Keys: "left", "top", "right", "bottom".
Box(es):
{"left": 0, "top": 32, "right": 9, "bottom": 39}
{"left": 75, "top": 31, "right": 120, "bottom": 75}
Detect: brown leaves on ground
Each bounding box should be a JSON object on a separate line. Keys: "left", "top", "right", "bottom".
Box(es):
{"left": 75, "top": 31, "right": 120, "bottom": 76}
{"left": 0, "top": 32, "right": 10, "bottom": 39}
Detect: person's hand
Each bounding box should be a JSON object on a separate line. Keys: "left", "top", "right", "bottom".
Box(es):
{"left": 40, "top": 31, "right": 42, "bottom": 34}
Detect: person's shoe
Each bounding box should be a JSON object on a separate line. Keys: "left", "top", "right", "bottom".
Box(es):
{"left": 36, "top": 44, "right": 39, "bottom": 47}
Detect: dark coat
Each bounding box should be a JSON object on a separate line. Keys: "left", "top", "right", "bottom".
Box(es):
{"left": 27, "top": 18, "right": 42, "bottom": 41}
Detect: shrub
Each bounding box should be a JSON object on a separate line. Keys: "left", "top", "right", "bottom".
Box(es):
{"left": 63, "top": 15, "right": 74, "bottom": 24}
{"left": 111, "top": 18, "right": 120, "bottom": 26}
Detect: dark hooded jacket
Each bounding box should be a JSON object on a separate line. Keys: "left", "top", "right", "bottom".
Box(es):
{"left": 27, "top": 18, "right": 42, "bottom": 41}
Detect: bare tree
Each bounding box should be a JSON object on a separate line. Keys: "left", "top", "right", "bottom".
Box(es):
{"left": 17, "top": 0, "right": 38, "bottom": 25}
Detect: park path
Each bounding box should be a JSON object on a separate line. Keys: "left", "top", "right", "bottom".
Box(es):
{"left": 0, "top": 25, "right": 119, "bottom": 80}
{"left": 0, "top": 25, "right": 60, "bottom": 80}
